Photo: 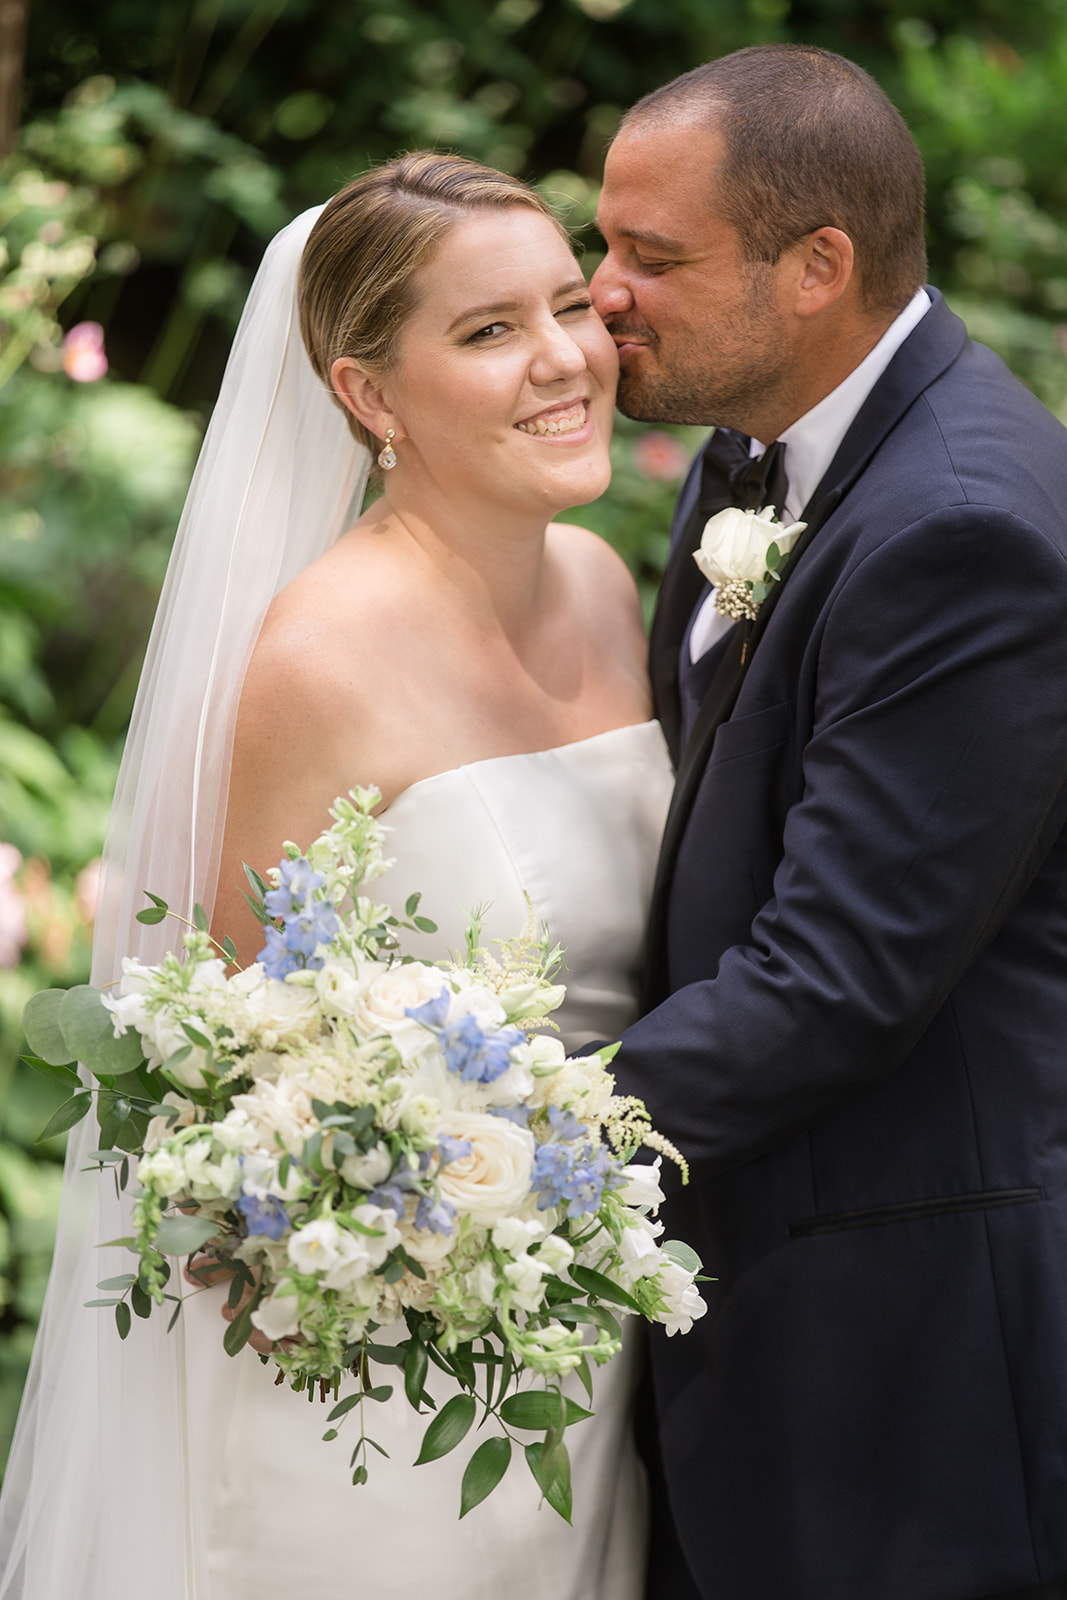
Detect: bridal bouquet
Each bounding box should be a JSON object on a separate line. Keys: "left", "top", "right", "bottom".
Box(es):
{"left": 23, "top": 789, "right": 705, "bottom": 1520}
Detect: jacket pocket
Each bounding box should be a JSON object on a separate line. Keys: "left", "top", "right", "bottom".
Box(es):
{"left": 709, "top": 700, "right": 790, "bottom": 765}
{"left": 789, "top": 1187, "right": 1042, "bottom": 1240}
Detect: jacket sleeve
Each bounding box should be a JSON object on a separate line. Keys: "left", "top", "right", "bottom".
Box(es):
{"left": 616, "top": 503, "right": 1067, "bottom": 1184}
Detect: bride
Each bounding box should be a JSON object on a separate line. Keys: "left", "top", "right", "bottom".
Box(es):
{"left": 0, "top": 153, "right": 674, "bottom": 1599}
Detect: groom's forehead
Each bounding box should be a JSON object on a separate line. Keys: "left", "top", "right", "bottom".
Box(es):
{"left": 599, "top": 121, "right": 727, "bottom": 225}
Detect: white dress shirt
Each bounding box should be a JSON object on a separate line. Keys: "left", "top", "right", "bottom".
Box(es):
{"left": 687, "top": 287, "right": 931, "bottom": 665}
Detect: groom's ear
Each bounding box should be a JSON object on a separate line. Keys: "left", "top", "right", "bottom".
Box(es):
{"left": 787, "top": 226, "right": 854, "bottom": 319}
{"left": 330, "top": 358, "right": 404, "bottom": 445}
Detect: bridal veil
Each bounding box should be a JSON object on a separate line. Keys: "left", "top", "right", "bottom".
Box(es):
{"left": 0, "top": 205, "right": 371, "bottom": 1599}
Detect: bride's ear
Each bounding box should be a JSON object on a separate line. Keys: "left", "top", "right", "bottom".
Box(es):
{"left": 330, "top": 357, "right": 404, "bottom": 447}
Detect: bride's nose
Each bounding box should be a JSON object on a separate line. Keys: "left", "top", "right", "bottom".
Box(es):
{"left": 528, "top": 316, "right": 587, "bottom": 387}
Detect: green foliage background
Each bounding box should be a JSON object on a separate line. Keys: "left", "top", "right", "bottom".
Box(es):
{"left": 1, "top": 0, "right": 1066, "bottom": 1470}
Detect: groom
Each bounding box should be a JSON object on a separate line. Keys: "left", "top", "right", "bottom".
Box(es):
{"left": 595, "top": 44, "right": 1067, "bottom": 1600}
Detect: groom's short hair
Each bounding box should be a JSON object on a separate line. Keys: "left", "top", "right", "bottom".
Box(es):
{"left": 621, "top": 44, "right": 927, "bottom": 315}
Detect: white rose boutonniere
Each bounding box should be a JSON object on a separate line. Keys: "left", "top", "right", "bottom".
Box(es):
{"left": 694, "top": 504, "right": 807, "bottom": 622}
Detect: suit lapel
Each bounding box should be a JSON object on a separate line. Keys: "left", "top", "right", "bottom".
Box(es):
{"left": 642, "top": 293, "right": 970, "bottom": 1006}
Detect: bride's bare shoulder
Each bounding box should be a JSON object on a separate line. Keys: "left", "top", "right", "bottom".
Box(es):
{"left": 548, "top": 520, "right": 646, "bottom": 653}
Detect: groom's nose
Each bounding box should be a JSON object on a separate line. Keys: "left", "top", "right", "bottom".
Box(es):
{"left": 590, "top": 255, "right": 634, "bottom": 319}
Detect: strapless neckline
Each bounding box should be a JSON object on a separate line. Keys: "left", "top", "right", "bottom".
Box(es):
{"left": 383, "top": 719, "right": 664, "bottom": 814}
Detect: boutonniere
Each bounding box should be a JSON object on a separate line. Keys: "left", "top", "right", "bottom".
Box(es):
{"left": 693, "top": 504, "right": 807, "bottom": 622}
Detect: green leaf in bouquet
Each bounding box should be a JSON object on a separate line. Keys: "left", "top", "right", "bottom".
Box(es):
{"left": 61, "top": 985, "right": 145, "bottom": 1078}
{"left": 573, "top": 1353, "right": 593, "bottom": 1407}
{"left": 524, "top": 1437, "right": 573, "bottom": 1523}
{"left": 405, "top": 893, "right": 421, "bottom": 917}
{"left": 414, "top": 1393, "right": 476, "bottom": 1464}
{"left": 569, "top": 1263, "right": 644, "bottom": 1315}
{"left": 37, "top": 1090, "right": 93, "bottom": 1142}
{"left": 86, "top": 1298, "right": 120, "bottom": 1307}
{"left": 222, "top": 1284, "right": 264, "bottom": 1357}
{"left": 242, "top": 891, "right": 273, "bottom": 927}
{"left": 553, "top": 1301, "right": 623, "bottom": 1342}
{"left": 193, "top": 903, "right": 210, "bottom": 933}
{"left": 222, "top": 936, "right": 238, "bottom": 964}
{"left": 166, "top": 1297, "right": 184, "bottom": 1332}
{"left": 363, "top": 1343, "right": 407, "bottom": 1367}
{"left": 115, "top": 1301, "right": 132, "bottom": 1340}
{"left": 154, "top": 1214, "right": 219, "bottom": 1256}
{"left": 23, "top": 989, "right": 75, "bottom": 1067}
{"left": 161, "top": 1045, "right": 192, "bottom": 1073}
{"left": 661, "top": 1237, "right": 703, "bottom": 1275}
{"left": 404, "top": 1336, "right": 430, "bottom": 1410}
{"left": 243, "top": 863, "right": 269, "bottom": 901}
{"left": 131, "top": 1281, "right": 154, "bottom": 1320}
{"left": 136, "top": 907, "right": 169, "bottom": 925}
{"left": 97, "top": 1274, "right": 136, "bottom": 1291}
{"left": 322, "top": 1427, "right": 338, "bottom": 1442}
{"left": 412, "top": 916, "right": 438, "bottom": 934}
{"left": 327, "top": 1393, "right": 362, "bottom": 1422}
{"left": 459, "top": 1436, "right": 512, "bottom": 1517}
{"left": 499, "top": 1391, "right": 592, "bottom": 1431}
{"left": 450, "top": 1346, "right": 476, "bottom": 1391}
{"left": 21, "top": 1054, "right": 81, "bottom": 1087}
{"left": 352, "top": 1465, "right": 368, "bottom": 1486}
{"left": 363, "top": 1385, "right": 393, "bottom": 1403}
{"left": 181, "top": 1020, "right": 213, "bottom": 1050}
{"left": 366, "top": 1437, "right": 390, "bottom": 1458}
{"left": 227, "top": 1272, "right": 246, "bottom": 1312}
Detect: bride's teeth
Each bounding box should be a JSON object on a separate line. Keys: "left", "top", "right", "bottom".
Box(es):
{"left": 516, "top": 403, "right": 586, "bottom": 437}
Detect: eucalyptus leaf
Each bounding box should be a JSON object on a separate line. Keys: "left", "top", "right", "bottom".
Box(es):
{"left": 222, "top": 936, "right": 237, "bottom": 963}
{"left": 459, "top": 1435, "right": 511, "bottom": 1517}
{"left": 414, "top": 1393, "right": 476, "bottom": 1465}
{"left": 22, "top": 989, "right": 74, "bottom": 1067}
{"left": 352, "top": 1465, "right": 368, "bottom": 1486}
{"left": 322, "top": 1428, "right": 339, "bottom": 1442}
{"left": 97, "top": 1274, "right": 135, "bottom": 1291}
{"left": 193, "top": 902, "right": 209, "bottom": 933}
{"left": 405, "top": 893, "right": 420, "bottom": 916}
{"left": 115, "top": 1301, "right": 131, "bottom": 1340}
{"left": 60, "top": 985, "right": 144, "bottom": 1077}
{"left": 131, "top": 1281, "right": 153, "bottom": 1319}
{"left": 363, "top": 1385, "right": 393, "bottom": 1403}
{"left": 661, "top": 1237, "right": 704, "bottom": 1275}
{"left": 154, "top": 1214, "right": 219, "bottom": 1256}
{"left": 37, "top": 1090, "right": 92, "bottom": 1142}
{"left": 412, "top": 916, "right": 438, "bottom": 934}
{"left": 135, "top": 907, "right": 168, "bottom": 925}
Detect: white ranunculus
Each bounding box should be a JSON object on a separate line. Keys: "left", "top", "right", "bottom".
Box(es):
{"left": 251, "top": 1289, "right": 301, "bottom": 1342}
{"left": 615, "top": 1157, "right": 665, "bottom": 1211}
{"left": 435, "top": 1110, "right": 535, "bottom": 1223}
{"left": 339, "top": 1142, "right": 393, "bottom": 1190}
{"left": 287, "top": 1218, "right": 342, "bottom": 1275}
{"left": 694, "top": 505, "right": 805, "bottom": 589}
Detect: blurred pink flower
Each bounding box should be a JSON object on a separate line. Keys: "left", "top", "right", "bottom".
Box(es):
{"left": 633, "top": 430, "right": 689, "bottom": 482}
{"left": 63, "top": 321, "right": 108, "bottom": 382}
{"left": 75, "top": 856, "right": 102, "bottom": 925}
{"left": 0, "top": 843, "right": 27, "bottom": 968}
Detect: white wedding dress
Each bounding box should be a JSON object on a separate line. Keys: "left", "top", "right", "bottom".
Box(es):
{"left": 180, "top": 720, "right": 674, "bottom": 1600}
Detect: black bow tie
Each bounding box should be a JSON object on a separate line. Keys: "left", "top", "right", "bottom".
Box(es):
{"left": 698, "top": 430, "right": 789, "bottom": 521}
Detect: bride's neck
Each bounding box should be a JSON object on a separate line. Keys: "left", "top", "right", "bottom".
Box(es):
{"left": 370, "top": 481, "right": 557, "bottom": 635}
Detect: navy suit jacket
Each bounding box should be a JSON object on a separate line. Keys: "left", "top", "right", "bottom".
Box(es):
{"left": 615, "top": 292, "right": 1067, "bottom": 1600}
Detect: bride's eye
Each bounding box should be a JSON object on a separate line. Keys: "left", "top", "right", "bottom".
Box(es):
{"left": 466, "top": 321, "right": 509, "bottom": 343}
{"left": 557, "top": 298, "right": 594, "bottom": 318}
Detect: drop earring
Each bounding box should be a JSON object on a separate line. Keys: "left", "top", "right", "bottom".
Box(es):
{"left": 377, "top": 428, "right": 397, "bottom": 471}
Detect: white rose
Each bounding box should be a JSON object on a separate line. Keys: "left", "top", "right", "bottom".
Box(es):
{"left": 251, "top": 1288, "right": 301, "bottom": 1342}
{"left": 615, "top": 1157, "right": 665, "bottom": 1211}
{"left": 352, "top": 962, "right": 448, "bottom": 1044}
{"left": 287, "top": 1218, "right": 341, "bottom": 1275}
{"left": 694, "top": 504, "right": 805, "bottom": 589}
{"left": 435, "top": 1110, "right": 535, "bottom": 1223}
{"left": 339, "top": 1142, "right": 393, "bottom": 1189}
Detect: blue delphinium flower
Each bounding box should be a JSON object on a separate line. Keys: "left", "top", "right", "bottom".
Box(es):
{"left": 531, "top": 1138, "right": 614, "bottom": 1219}
{"left": 440, "top": 1014, "right": 525, "bottom": 1084}
{"left": 236, "top": 1192, "right": 289, "bottom": 1239}
{"left": 264, "top": 857, "right": 325, "bottom": 917}
{"left": 415, "top": 1195, "right": 456, "bottom": 1234}
{"left": 405, "top": 987, "right": 451, "bottom": 1029}
{"left": 256, "top": 855, "right": 339, "bottom": 977}
{"left": 436, "top": 1134, "right": 473, "bottom": 1167}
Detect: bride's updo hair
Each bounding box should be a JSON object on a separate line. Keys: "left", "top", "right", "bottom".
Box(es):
{"left": 298, "top": 152, "right": 568, "bottom": 454}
